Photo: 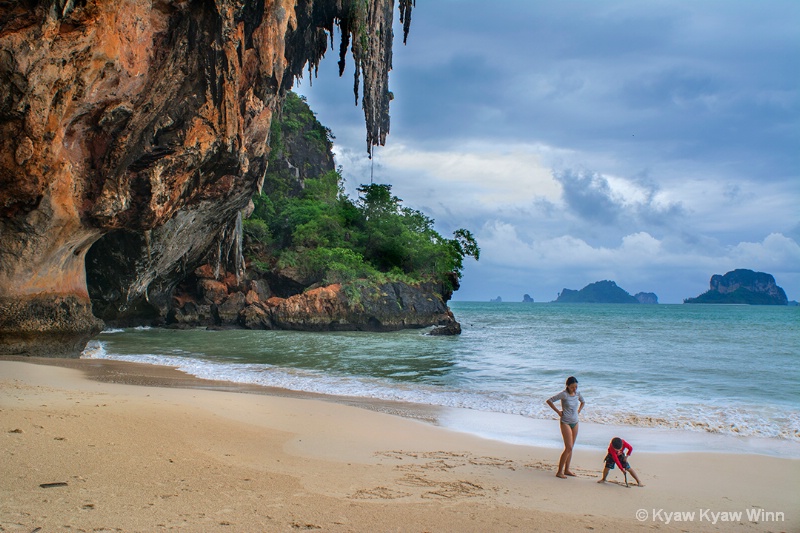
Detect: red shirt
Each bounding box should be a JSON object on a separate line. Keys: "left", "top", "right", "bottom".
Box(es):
{"left": 607, "top": 439, "right": 632, "bottom": 470}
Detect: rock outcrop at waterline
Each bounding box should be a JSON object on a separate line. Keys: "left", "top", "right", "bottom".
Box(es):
{"left": 0, "top": 0, "right": 414, "bottom": 356}
{"left": 165, "top": 264, "right": 456, "bottom": 332}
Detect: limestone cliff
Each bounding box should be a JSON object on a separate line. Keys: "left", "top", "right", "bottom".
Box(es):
{"left": 634, "top": 292, "right": 658, "bottom": 304}
{"left": 684, "top": 269, "right": 788, "bottom": 305}
{"left": 89, "top": 91, "right": 461, "bottom": 335}
{"left": 0, "top": 0, "right": 414, "bottom": 356}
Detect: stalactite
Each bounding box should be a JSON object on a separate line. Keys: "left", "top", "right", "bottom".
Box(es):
{"left": 286, "top": 0, "right": 415, "bottom": 157}
{"left": 210, "top": 212, "right": 246, "bottom": 284}
{"left": 233, "top": 210, "right": 244, "bottom": 283}
{"left": 214, "top": 238, "right": 222, "bottom": 280}
{"left": 144, "top": 229, "right": 152, "bottom": 261}
{"left": 399, "top": 0, "right": 415, "bottom": 44}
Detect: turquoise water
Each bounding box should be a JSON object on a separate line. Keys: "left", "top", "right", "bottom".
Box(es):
{"left": 84, "top": 302, "right": 800, "bottom": 454}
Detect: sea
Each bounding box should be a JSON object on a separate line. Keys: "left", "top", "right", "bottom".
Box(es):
{"left": 82, "top": 302, "right": 800, "bottom": 458}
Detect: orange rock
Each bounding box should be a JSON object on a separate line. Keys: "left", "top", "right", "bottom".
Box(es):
{"left": 265, "top": 297, "right": 285, "bottom": 308}
{"left": 245, "top": 290, "right": 259, "bottom": 305}
{"left": 199, "top": 279, "right": 228, "bottom": 305}
{"left": 194, "top": 265, "right": 217, "bottom": 280}
{"left": 223, "top": 272, "right": 239, "bottom": 290}
{"left": 172, "top": 293, "right": 198, "bottom": 308}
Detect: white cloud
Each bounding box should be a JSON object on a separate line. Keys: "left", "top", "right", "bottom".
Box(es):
{"left": 604, "top": 175, "right": 651, "bottom": 206}
{"left": 478, "top": 222, "right": 662, "bottom": 270}
{"left": 380, "top": 143, "right": 561, "bottom": 205}
{"left": 295, "top": 0, "right": 800, "bottom": 303}
{"left": 728, "top": 233, "right": 800, "bottom": 269}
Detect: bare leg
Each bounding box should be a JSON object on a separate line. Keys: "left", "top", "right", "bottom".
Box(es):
{"left": 556, "top": 422, "right": 574, "bottom": 478}
{"left": 597, "top": 466, "right": 609, "bottom": 483}
{"left": 564, "top": 423, "right": 579, "bottom": 476}
{"left": 628, "top": 467, "right": 644, "bottom": 486}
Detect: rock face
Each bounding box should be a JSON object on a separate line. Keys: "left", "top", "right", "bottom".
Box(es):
{"left": 634, "top": 292, "right": 658, "bottom": 304}
{"left": 684, "top": 269, "right": 788, "bottom": 305}
{"left": 160, "top": 264, "right": 457, "bottom": 333}
{"left": 0, "top": 295, "right": 103, "bottom": 358}
{"left": 0, "top": 0, "right": 413, "bottom": 356}
{"left": 522, "top": 294, "right": 534, "bottom": 303}
{"left": 554, "top": 280, "right": 640, "bottom": 304}
{"left": 270, "top": 282, "right": 456, "bottom": 332}
{"left": 89, "top": 91, "right": 463, "bottom": 336}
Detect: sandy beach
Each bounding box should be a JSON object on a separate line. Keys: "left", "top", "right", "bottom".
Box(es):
{"left": 1, "top": 358, "right": 797, "bottom": 532}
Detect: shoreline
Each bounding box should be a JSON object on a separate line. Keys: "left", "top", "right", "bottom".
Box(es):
{"left": 10, "top": 353, "right": 800, "bottom": 459}
{"left": 86, "top": 315, "right": 800, "bottom": 450}
{"left": 2, "top": 357, "right": 798, "bottom": 531}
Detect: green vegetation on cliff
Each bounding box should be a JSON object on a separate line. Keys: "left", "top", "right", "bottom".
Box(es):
{"left": 244, "top": 93, "right": 479, "bottom": 292}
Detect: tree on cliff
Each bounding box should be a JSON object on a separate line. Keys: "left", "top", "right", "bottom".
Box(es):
{"left": 356, "top": 183, "right": 479, "bottom": 280}
{"left": 243, "top": 94, "right": 480, "bottom": 291}
{"left": 246, "top": 179, "right": 479, "bottom": 288}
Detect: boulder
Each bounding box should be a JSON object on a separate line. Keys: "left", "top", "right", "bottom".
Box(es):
{"left": 169, "top": 302, "right": 214, "bottom": 326}
{"left": 430, "top": 321, "right": 462, "bottom": 336}
{"left": 216, "top": 292, "right": 247, "bottom": 324}
{"left": 240, "top": 305, "right": 273, "bottom": 330}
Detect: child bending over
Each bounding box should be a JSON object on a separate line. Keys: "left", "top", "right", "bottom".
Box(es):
{"left": 598, "top": 437, "right": 643, "bottom": 487}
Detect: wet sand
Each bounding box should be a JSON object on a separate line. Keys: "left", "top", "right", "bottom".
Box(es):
{"left": 1, "top": 357, "right": 797, "bottom": 532}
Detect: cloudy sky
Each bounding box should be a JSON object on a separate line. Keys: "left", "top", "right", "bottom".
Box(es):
{"left": 294, "top": 0, "right": 799, "bottom": 303}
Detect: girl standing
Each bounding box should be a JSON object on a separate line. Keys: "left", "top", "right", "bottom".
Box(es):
{"left": 546, "top": 376, "right": 585, "bottom": 479}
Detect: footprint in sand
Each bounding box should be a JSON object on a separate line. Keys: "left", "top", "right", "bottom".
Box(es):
{"left": 350, "top": 486, "right": 412, "bottom": 500}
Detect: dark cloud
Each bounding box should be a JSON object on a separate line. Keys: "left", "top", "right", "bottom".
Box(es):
{"left": 295, "top": 0, "right": 800, "bottom": 302}
{"left": 301, "top": 0, "right": 799, "bottom": 182}
{"left": 553, "top": 170, "right": 620, "bottom": 225}
{"left": 636, "top": 199, "right": 686, "bottom": 229}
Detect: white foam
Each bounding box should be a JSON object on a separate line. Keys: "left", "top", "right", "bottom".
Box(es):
{"left": 99, "top": 328, "right": 125, "bottom": 334}
{"left": 79, "top": 346, "right": 800, "bottom": 449}
{"left": 436, "top": 408, "right": 800, "bottom": 458}
{"left": 81, "top": 340, "right": 107, "bottom": 358}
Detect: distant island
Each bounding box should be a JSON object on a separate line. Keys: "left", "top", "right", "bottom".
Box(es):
{"left": 522, "top": 294, "right": 534, "bottom": 303}
{"left": 634, "top": 292, "right": 658, "bottom": 304}
{"left": 684, "top": 269, "right": 788, "bottom": 305}
{"left": 554, "top": 280, "right": 656, "bottom": 304}
{"left": 490, "top": 296, "right": 503, "bottom": 303}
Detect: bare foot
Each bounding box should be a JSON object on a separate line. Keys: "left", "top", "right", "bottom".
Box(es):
{"left": 565, "top": 471, "right": 577, "bottom": 477}
{"left": 556, "top": 473, "right": 567, "bottom": 479}
{"left": 637, "top": 483, "right": 645, "bottom": 487}
{"left": 597, "top": 479, "right": 606, "bottom": 483}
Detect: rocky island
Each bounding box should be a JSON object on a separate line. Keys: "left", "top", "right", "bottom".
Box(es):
{"left": 0, "top": 0, "right": 472, "bottom": 357}
{"left": 554, "top": 280, "right": 656, "bottom": 304}
{"left": 684, "top": 269, "right": 788, "bottom": 305}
